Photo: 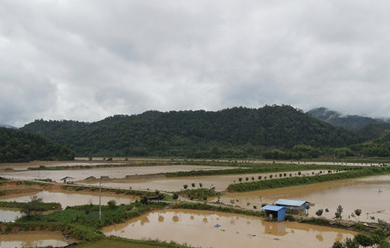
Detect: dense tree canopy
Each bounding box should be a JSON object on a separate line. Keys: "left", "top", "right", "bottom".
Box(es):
{"left": 0, "top": 127, "right": 74, "bottom": 162}
{"left": 20, "top": 105, "right": 361, "bottom": 158}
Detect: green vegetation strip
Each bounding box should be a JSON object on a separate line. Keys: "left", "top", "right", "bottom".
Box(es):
{"left": 0, "top": 201, "right": 61, "bottom": 211}
{"left": 165, "top": 163, "right": 361, "bottom": 177}
{"left": 72, "top": 236, "right": 194, "bottom": 248}
{"left": 172, "top": 202, "right": 263, "bottom": 217}
{"left": 227, "top": 166, "right": 390, "bottom": 192}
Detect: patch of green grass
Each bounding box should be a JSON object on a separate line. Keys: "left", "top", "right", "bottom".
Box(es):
{"left": 72, "top": 236, "right": 193, "bottom": 248}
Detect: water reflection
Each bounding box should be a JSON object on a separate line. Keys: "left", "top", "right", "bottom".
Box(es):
{"left": 0, "top": 191, "right": 135, "bottom": 208}
{"left": 103, "top": 209, "right": 356, "bottom": 248}
{"left": 219, "top": 175, "right": 390, "bottom": 223}
{"left": 0, "top": 233, "right": 68, "bottom": 248}
{"left": 264, "top": 221, "right": 286, "bottom": 236}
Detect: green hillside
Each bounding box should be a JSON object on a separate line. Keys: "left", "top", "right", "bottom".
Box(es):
{"left": 0, "top": 127, "right": 75, "bottom": 162}
{"left": 21, "top": 105, "right": 360, "bottom": 158}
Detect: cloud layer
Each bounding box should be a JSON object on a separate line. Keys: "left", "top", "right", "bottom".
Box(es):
{"left": 1, "top": 0, "right": 390, "bottom": 126}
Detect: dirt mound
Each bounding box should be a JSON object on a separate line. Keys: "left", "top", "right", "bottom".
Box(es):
{"left": 84, "top": 176, "right": 97, "bottom": 181}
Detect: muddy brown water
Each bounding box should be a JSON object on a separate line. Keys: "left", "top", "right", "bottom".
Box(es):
{"left": 81, "top": 170, "right": 326, "bottom": 192}
{"left": 0, "top": 165, "right": 233, "bottom": 182}
{"left": 0, "top": 209, "right": 22, "bottom": 222}
{"left": 0, "top": 191, "right": 136, "bottom": 209}
{"left": 103, "top": 209, "right": 356, "bottom": 248}
{"left": 0, "top": 233, "right": 69, "bottom": 248}
{"left": 217, "top": 175, "right": 390, "bottom": 223}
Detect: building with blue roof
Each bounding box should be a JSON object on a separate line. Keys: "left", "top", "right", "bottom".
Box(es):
{"left": 262, "top": 205, "right": 287, "bottom": 222}
{"left": 273, "top": 199, "right": 308, "bottom": 216}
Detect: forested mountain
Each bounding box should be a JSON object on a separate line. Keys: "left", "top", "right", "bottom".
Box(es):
{"left": 307, "top": 107, "right": 389, "bottom": 131}
{"left": 21, "top": 105, "right": 360, "bottom": 158}
{"left": 0, "top": 127, "right": 74, "bottom": 162}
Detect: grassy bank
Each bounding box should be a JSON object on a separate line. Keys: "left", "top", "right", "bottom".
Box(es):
{"left": 165, "top": 163, "right": 362, "bottom": 178}
{"left": 172, "top": 202, "right": 263, "bottom": 217}
{"left": 0, "top": 201, "right": 61, "bottom": 211}
{"left": 72, "top": 236, "right": 194, "bottom": 248}
{"left": 227, "top": 166, "right": 390, "bottom": 192}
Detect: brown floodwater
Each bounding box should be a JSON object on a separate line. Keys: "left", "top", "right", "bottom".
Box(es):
{"left": 0, "top": 233, "right": 69, "bottom": 248}
{"left": 81, "top": 170, "right": 326, "bottom": 192}
{"left": 217, "top": 175, "right": 390, "bottom": 222}
{"left": 0, "top": 165, "right": 233, "bottom": 182}
{"left": 0, "top": 208, "right": 22, "bottom": 222}
{"left": 0, "top": 191, "right": 135, "bottom": 208}
{"left": 103, "top": 209, "right": 356, "bottom": 248}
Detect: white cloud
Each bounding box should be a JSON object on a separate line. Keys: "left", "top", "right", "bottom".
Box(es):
{"left": 1, "top": 0, "right": 390, "bottom": 127}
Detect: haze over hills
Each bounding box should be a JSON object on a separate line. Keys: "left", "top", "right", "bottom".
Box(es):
{"left": 307, "top": 107, "right": 390, "bottom": 131}
{"left": 0, "top": 124, "right": 17, "bottom": 129}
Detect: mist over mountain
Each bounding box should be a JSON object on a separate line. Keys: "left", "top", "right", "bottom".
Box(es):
{"left": 307, "top": 107, "right": 390, "bottom": 131}
{"left": 0, "top": 124, "right": 17, "bottom": 129}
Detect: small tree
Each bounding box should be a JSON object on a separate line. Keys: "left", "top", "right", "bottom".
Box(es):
{"left": 354, "top": 233, "right": 375, "bottom": 247}
{"left": 331, "top": 241, "right": 343, "bottom": 248}
{"left": 258, "top": 176, "right": 262, "bottom": 180}
{"left": 199, "top": 183, "right": 203, "bottom": 188}
{"left": 315, "top": 209, "right": 323, "bottom": 217}
{"left": 354, "top": 209, "right": 362, "bottom": 221}
{"left": 335, "top": 205, "right": 343, "bottom": 221}
{"left": 107, "top": 200, "right": 117, "bottom": 210}
{"left": 344, "top": 237, "right": 359, "bottom": 248}
{"left": 20, "top": 196, "right": 43, "bottom": 219}
{"left": 191, "top": 183, "right": 196, "bottom": 188}
{"left": 238, "top": 178, "right": 242, "bottom": 182}
{"left": 183, "top": 184, "right": 188, "bottom": 190}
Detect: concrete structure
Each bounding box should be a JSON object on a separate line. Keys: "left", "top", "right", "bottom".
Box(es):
{"left": 273, "top": 199, "right": 308, "bottom": 216}
{"left": 262, "top": 205, "right": 287, "bottom": 222}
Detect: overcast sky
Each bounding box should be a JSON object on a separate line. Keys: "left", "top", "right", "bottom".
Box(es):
{"left": 1, "top": 0, "right": 390, "bottom": 127}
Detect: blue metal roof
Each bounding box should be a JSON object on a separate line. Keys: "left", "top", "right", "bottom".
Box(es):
{"left": 273, "top": 199, "right": 307, "bottom": 207}
{"left": 262, "top": 205, "right": 285, "bottom": 212}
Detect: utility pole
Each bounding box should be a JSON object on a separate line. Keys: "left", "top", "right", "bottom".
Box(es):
{"left": 99, "top": 181, "right": 102, "bottom": 221}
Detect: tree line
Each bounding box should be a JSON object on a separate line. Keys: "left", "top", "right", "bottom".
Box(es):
{"left": 20, "top": 105, "right": 365, "bottom": 158}
{"left": 0, "top": 127, "right": 74, "bottom": 162}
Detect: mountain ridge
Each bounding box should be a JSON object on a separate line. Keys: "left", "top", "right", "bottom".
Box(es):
{"left": 21, "top": 105, "right": 359, "bottom": 158}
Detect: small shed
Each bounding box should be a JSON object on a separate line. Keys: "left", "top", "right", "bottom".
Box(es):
{"left": 262, "top": 205, "right": 287, "bottom": 222}
{"left": 273, "top": 199, "right": 308, "bottom": 216}
{"left": 60, "top": 176, "right": 74, "bottom": 184}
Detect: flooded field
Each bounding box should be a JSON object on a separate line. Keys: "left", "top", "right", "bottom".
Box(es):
{"left": 1, "top": 160, "right": 390, "bottom": 247}
{"left": 0, "top": 191, "right": 136, "bottom": 208}
{"left": 103, "top": 209, "right": 356, "bottom": 248}
{"left": 0, "top": 233, "right": 69, "bottom": 248}
{"left": 0, "top": 165, "right": 233, "bottom": 182}
{"left": 218, "top": 175, "right": 390, "bottom": 222}
{"left": 0, "top": 209, "right": 21, "bottom": 222}
{"left": 81, "top": 170, "right": 326, "bottom": 192}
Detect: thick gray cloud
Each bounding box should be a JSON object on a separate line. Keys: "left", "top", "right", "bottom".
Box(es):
{"left": 1, "top": 0, "right": 390, "bottom": 127}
